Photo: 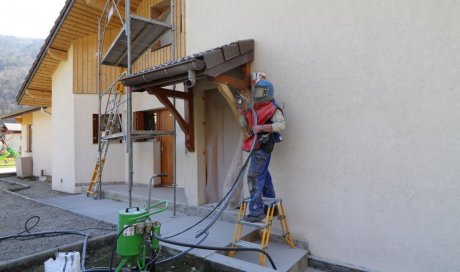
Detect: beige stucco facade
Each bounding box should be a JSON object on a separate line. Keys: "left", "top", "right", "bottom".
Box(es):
{"left": 52, "top": 46, "right": 76, "bottom": 193}
{"left": 16, "top": 0, "right": 460, "bottom": 270}
{"left": 50, "top": 47, "right": 167, "bottom": 192}
{"left": 186, "top": 1, "right": 460, "bottom": 271}
{"left": 31, "top": 110, "right": 52, "bottom": 177}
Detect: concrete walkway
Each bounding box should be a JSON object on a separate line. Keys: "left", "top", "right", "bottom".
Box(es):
{"left": 39, "top": 185, "right": 310, "bottom": 272}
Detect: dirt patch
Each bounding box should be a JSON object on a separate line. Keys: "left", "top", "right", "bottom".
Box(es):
{"left": 0, "top": 175, "right": 116, "bottom": 266}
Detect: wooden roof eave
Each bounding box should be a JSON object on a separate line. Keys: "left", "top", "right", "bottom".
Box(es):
{"left": 122, "top": 40, "right": 255, "bottom": 152}
{"left": 17, "top": 0, "right": 143, "bottom": 107}
{"left": 16, "top": 0, "right": 76, "bottom": 105}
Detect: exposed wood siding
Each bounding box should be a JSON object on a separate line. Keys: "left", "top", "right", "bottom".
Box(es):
{"left": 72, "top": 0, "right": 185, "bottom": 94}
{"left": 73, "top": 30, "right": 125, "bottom": 94}
{"left": 133, "top": 0, "right": 186, "bottom": 73}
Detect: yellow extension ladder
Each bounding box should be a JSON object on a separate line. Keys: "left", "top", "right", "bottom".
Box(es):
{"left": 86, "top": 81, "right": 124, "bottom": 197}
{"left": 229, "top": 197, "right": 296, "bottom": 266}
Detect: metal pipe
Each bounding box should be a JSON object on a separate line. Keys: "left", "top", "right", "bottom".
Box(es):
{"left": 147, "top": 173, "right": 167, "bottom": 210}
{"left": 122, "top": 60, "right": 205, "bottom": 86}
{"left": 126, "top": 0, "right": 134, "bottom": 207}
{"left": 185, "top": 69, "right": 196, "bottom": 87}
{"left": 97, "top": 13, "right": 103, "bottom": 199}
{"left": 171, "top": 0, "right": 177, "bottom": 217}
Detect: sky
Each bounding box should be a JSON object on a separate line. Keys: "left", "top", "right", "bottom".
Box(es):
{"left": 0, "top": 0, "right": 66, "bottom": 39}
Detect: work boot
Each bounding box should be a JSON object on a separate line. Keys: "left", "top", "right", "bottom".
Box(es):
{"left": 244, "top": 214, "right": 266, "bottom": 223}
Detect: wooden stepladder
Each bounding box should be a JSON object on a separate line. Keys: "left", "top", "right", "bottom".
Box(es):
{"left": 229, "top": 197, "right": 296, "bottom": 266}
{"left": 86, "top": 80, "right": 125, "bottom": 197}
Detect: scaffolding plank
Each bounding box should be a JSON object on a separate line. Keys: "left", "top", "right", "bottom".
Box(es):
{"left": 102, "top": 130, "right": 175, "bottom": 141}
{"left": 102, "top": 15, "right": 171, "bottom": 67}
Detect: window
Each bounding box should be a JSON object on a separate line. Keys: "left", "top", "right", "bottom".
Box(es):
{"left": 92, "top": 114, "right": 122, "bottom": 144}
{"left": 150, "top": 0, "right": 172, "bottom": 51}
{"left": 134, "top": 110, "right": 159, "bottom": 142}
{"left": 135, "top": 110, "right": 158, "bottom": 131}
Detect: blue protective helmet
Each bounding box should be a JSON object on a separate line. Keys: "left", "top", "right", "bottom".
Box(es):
{"left": 253, "top": 79, "right": 274, "bottom": 102}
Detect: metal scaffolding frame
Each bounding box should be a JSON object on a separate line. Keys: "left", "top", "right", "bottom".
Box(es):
{"left": 94, "top": 0, "right": 177, "bottom": 213}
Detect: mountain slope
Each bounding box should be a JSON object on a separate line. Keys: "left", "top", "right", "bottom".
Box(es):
{"left": 0, "top": 35, "right": 43, "bottom": 115}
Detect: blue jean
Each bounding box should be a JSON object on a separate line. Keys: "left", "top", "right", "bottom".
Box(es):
{"left": 247, "top": 149, "right": 276, "bottom": 216}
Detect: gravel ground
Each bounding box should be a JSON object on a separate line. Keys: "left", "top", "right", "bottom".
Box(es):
{"left": 0, "top": 175, "right": 116, "bottom": 265}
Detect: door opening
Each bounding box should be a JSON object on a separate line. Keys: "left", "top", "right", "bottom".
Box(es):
{"left": 158, "top": 109, "right": 174, "bottom": 186}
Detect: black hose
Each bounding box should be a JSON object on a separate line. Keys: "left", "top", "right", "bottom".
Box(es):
{"left": 193, "top": 150, "right": 253, "bottom": 238}
{"left": 0, "top": 230, "right": 89, "bottom": 271}
{"left": 154, "top": 233, "right": 277, "bottom": 270}
{"left": 163, "top": 97, "right": 259, "bottom": 240}
{"left": 163, "top": 149, "right": 254, "bottom": 240}
{"left": 153, "top": 231, "right": 209, "bottom": 266}
{"left": 109, "top": 225, "right": 131, "bottom": 272}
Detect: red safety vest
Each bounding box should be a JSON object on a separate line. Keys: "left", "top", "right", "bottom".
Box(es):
{"left": 242, "top": 101, "right": 278, "bottom": 151}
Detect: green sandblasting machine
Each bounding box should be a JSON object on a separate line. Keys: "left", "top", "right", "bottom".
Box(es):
{"left": 117, "top": 207, "right": 147, "bottom": 260}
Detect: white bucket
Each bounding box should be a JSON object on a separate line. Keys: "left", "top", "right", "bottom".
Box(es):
{"left": 44, "top": 251, "right": 81, "bottom": 272}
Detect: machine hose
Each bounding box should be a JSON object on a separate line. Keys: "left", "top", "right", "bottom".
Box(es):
{"left": 154, "top": 233, "right": 277, "bottom": 270}
{"left": 0, "top": 230, "right": 89, "bottom": 271}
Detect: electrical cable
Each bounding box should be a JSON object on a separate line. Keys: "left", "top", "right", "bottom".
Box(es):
{"left": 154, "top": 233, "right": 277, "bottom": 270}
{"left": 0, "top": 216, "right": 121, "bottom": 271}
{"left": 0, "top": 230, "right": 89, "bottom": 271}
{"left": 13, "top": 215, "right": 40, "bottom": 240}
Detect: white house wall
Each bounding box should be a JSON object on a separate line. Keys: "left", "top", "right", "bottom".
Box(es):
{"left": 32, "top": 110, "right": 52, "bottom": 177}
{"left": 74, "top": 94, "right": 125, "bottom": 187}
{"left": 187, "top": 1, "right": 460, "bottom": 272}
{"left": 52, "top": 46, "right": 76, "bottom": 193}
{"left": 132, "top": 90, "right": 186, "bottom": 189}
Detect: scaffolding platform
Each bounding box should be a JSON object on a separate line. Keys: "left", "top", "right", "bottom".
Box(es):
{"left": 101, "top": 15, "right": 171, "bottom": 67}
{"left": 102, "top": 130, "right": 175, "bottom": 141}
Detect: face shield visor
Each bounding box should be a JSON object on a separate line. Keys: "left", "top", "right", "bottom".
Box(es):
{"left": 253, "top": 86, "right": 271, "bottom": 102}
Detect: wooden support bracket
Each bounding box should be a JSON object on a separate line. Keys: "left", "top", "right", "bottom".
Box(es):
{"left": 47, "top": 48, "right": 68, "bottom": 61}
{"left": 147, "top": 86, "right": 195, "bottom": 152}
{"left": 25, "top": 89, "right": 52, "bottom": 100}
{"left": 215, "top": 83, "right": 250, "bottom": 136}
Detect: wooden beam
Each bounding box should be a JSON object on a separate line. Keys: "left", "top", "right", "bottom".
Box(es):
{"left": 212, "top": 74, "right": 250, "bottom": 90}
{"left": 146, "top": 86, "right": 192, "bottom": 99}
{"left": 183, "top": 87, "right": 194, "bottom": 152}
{"left": 47, "top": 48, "right": 68, "bottom": 61}
{"left": 155, "top": 93, "right": 194, "bottom": 152}
{"left": 25, "top": 89, "right": 52, "bottom": 99}
{"left": 151, "top": 87, "right": 195, "bottom": 152}
{"left": 85, "top": 0, "right": 105, "bottom": 10}
{"left": 215, "top": 83, "right": 248, "bottom": 135}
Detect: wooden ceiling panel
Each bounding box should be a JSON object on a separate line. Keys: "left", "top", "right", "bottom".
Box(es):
{"left": 68, "top": 13, "right": 102, "bottom": 26}
{"left": 50, "top": 40, "right": 72, "bottom": 51}
{"left": 20, "top": 96, "right": 51, "bottom": 107}
{"left": 29, "top": 83, "right": 51, "bottom": 91}
{"left": 42, "top": 58, "right": 62, "bottom": 66}
{"left": 60, "top": 24, "right": 94, "bottom": 37}
{"left": 65, "top": 17, "right": 101, "bottom": 32}
{"left": 26, "top": 89, "right": 52, "bottom": 100}
{"left": 55, "top": 31, "right": 81, "bottom": 40}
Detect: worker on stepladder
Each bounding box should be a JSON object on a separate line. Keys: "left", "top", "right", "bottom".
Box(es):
{"left": 239, "top": 72, "right": 285, "bottom": 222}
